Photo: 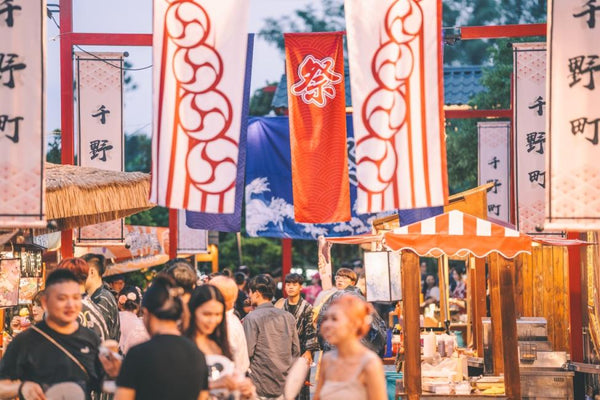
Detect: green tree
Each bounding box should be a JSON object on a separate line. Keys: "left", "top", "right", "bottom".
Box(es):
{"left": 124, "top": 134, "right": 151, "bottom": 173}
{"left": 259, "top": 0, "right": 345, "bottom": 53}
{"left": 46, "top": 129, "right": 61, "bottom": 163}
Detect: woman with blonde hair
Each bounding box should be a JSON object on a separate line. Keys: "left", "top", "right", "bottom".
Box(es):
{"left": 314, "top": 295, "right": 386, "bottom": 400}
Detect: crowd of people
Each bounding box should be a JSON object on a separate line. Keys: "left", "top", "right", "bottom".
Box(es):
{"left": 0, "top": 256, "right": 387, "bottom": 400}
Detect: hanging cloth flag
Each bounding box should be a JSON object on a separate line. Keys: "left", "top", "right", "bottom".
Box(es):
{"left": 345, "top": 0, "right": 448, "bottom": 213}
{"left": 185, "top": 34, "right": 254, "bottom": 232}
{"left": 546, "top": 0, "right": 600, "bottom": 230}
{"left": 75, "top": 52, "right": 125, "bottom": 245}
{"left": 151, "top": 0, "right": 249, "bottom": 213}
{"left": 478, "top": 121, "right": 511, "bottom": 223}
{"left": 0, "top": 0, "right": 46, "bottom": 229}
{"left": 513, "top": 43, "right": 547, "bottom": 233}
{"left": 284, "top": 32, "right": 350, "bottom": 223}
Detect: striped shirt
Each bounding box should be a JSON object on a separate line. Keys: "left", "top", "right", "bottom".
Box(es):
{"left": 91, "top": 286, "right": 121, "bottom": 341}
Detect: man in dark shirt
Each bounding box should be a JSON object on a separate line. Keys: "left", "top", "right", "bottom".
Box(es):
{"left": 83, "top": 253, "right": 121, "bottom": 341}
{"left": 0, "top": 269, "right": 106, "bottom": 399}
{"left": 243, "top": 274, "right": 300, "bottom": 399}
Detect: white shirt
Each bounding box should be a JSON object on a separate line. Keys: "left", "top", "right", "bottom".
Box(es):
{"left": 226, "top": 309, "right": 250, "bottom": 374}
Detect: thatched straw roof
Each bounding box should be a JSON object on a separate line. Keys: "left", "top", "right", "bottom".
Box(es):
{"left": 104, "top": 254, "right": 169, "bottom": 277}
{"left": 46, "top": 163, "right": 154, "bottom": 230}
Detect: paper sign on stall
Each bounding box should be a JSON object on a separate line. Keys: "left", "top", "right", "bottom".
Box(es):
{"left": 546, "top": 0, "right": 600, "bottom": 230}
{"left": 0, "top": 1, "right": 46, "bottom": 228}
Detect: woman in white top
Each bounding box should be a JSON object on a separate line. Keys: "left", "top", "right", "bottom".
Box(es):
{"left": 315, "top": 294, "right": 386, "bottom": 400}
{"left": 186, "top": 284, "right": 255, "bottom": 399}
{"left": 117, "top": 286, "right": 150, "bottom": 354}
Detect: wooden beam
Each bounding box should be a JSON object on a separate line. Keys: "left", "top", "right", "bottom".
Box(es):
{"left": 498, "top": 256, "right": 522, "bottom": 399}
{"left": 460, "top": 23, "right": 547, "bottom": 40}
{"left": 445, "top": 108, "right": 512, "bottom": 119}
{"left": 401, "top": 251, "right": 422, "bottom": 400}
{"left": 488, "top": 253, "right": 504, "bottom": 374}
{"left": 70, "top": 33, "right": 153, "bottom": 46}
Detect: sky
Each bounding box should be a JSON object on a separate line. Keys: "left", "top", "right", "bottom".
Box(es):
{"left": 46, "top": 0, "right": 319, "bottom": 137}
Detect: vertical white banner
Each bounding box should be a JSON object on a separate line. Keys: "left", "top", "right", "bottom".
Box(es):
{"left": 345, "top": 0, "right": 448, "bottom": 213}
{"left": 75, "top": 52, "right": 124, "bottom": 243}
{"left": 546, "top": 0, "right": 600, "bottom": 230}
{"left": 478, "top": 121, "right": 511, "bottom": 223}
{"left": 514, "top": 43, "right": 547, "bottom": 233}
{"left": 151, "top": 1, "right": 250, "bottom": 213}
{"left": 0, "top": 0, "right": 46, "bottom": 228}
{"left": 177, "top": 210, "right": 208, "bottom": 254}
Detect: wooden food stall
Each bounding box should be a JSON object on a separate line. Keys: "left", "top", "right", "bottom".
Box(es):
{"left": 384, "top": 210, "right": 532, "bottom": 400}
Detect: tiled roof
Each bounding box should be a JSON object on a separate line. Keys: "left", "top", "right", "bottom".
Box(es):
{"left": 271, "top": 65, "right": 484, "bottom": 109}
{"left": 443, "top": 66, "right": 485, "bottom": 105}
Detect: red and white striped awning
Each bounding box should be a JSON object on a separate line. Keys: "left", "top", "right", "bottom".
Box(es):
{"left": 384, "top": 210, "right": 532, "bottom": 259}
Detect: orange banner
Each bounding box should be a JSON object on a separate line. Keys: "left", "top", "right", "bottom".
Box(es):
{"left": 284, "top": 32, "right": 350, "bottom": 223}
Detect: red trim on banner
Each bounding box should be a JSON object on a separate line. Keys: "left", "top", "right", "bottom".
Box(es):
{"left": 419, "top": 20, "right": 431, "bottom": 206}
{"left": 406, "top": 79, "right": 416, "bottom": 209}
{"left": 166, "top": 82, "right": 182, "bottom": 207}
{"left": 438, "top": 0, "right": 449, "bottom": 201}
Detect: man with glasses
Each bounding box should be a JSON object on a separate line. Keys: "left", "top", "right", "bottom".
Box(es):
{"left": 316, "top": 268, "right": 387, "bottom": 355}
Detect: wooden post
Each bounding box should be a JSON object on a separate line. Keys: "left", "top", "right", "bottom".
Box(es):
{"left": 401, "top": 251, "right": 421, "bottom": 400}
{"left": 282, "top": 239, "right": 292, "bottom": 278}
{"left": 169, "top": 209, "right": 177, "bottom": 259}
{"left": 488, "top": 253, "right": 504, "bottom": 374}
{"left": 498, "top": 256, "right": 521, "bottom": 399}
{"left": 473, "top": 257, "right": 487, "bottom": 356}
{"left": 439, "top": 255, "right": 449, "bottom": 328}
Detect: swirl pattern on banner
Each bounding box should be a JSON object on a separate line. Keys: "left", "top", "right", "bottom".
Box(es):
{"left": 164, "top": 1, "right": 237, "bottom": 208}
{"left": 356, "top": 0, "right": 423, "bottom": 206}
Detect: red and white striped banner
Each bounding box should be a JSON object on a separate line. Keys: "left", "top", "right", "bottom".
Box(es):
{"left": 0, "top": 0, "right": 46, "bottom": 228}
{"left": 546, "top": 0, "right": 600, "bottom": 230}
{"left": 75, "top": 52, "right": 125, "bottom": 244}
{"left": 478, "top": 121, "right": 511, "bottom": 223}
{"left": 346, "top": 0, "right": 448, "bottom": 213}
{"left": 284, "top": 32, "right": 350, "bottom": 223}
{"left": 513, "top": 43, "right": 546, "bottom": 233}
{"left": 151, "top": 1, "right": 249, "bottom": 213}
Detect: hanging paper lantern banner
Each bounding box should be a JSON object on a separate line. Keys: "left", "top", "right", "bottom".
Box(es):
{"left": 75, "top": 52, "right": 125, "bottom": 244}
{"left": 0, "top": 1, "right": 46, "bottom": 228}
{"left": 284, "top": 32, "right": 350, "bottom": 223}
{"left": 478, "top": 121, "right": 511, "bottom": 223}
{"left": 546, "top": 0, "right": 600, "bottom": 230}
{"left": 345, "top": 0, "right": 448, "bottom": 213}
{"left": 151, "top": 0, "right": 250, "bottom": 213}
{"left": 513, "top": 43, "right": 547, "bottom": 233}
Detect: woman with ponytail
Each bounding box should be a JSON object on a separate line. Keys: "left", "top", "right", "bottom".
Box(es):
{"left": 114, "top": 275, "right": 209, "bottom": 400}
{"left": 186, "top": 284, "right": 255, "bottom": 399}
{"left": 314, "top": 295, "right": 386, "bottom": 400}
